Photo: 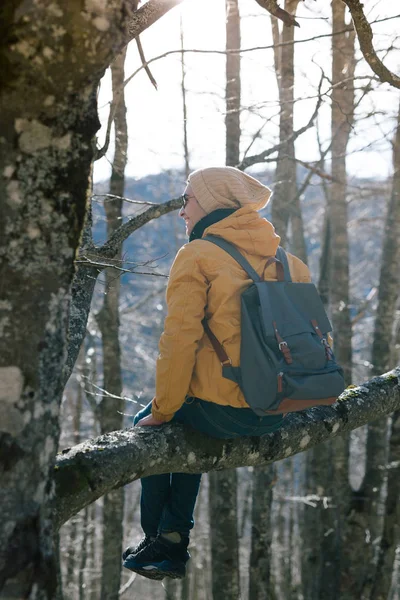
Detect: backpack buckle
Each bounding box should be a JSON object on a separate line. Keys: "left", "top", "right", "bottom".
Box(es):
{"left": 279, "top": 341, "right": 288, "bottom": 350}
{"left": 221, "top": 357, "right": 232, "bottom": 367}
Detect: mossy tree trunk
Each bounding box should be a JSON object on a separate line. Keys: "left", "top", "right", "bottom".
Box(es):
{"left": 0, "top": 2, "right": 183, "bottom": 595}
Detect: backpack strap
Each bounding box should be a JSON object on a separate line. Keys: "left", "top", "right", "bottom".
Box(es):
{"left": 203, "top": 235, "right": 262, "bottom": 283}
{"left": 202, "top": 318, "right": 231, "bottom": 366}
{"left": 275, "top": 247, "right": 292, "bottom": 282}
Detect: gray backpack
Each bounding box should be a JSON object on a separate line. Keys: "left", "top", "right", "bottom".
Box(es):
{"left": 202, "top": 235, "right": 345, "bottom": 416}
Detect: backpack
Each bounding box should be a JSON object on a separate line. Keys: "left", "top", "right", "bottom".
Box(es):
{"left": 202, "top": 235, "right": 345, "bottom": 416}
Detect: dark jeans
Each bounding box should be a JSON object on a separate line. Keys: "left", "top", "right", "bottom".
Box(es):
{"left": 133, "top": 397, "right": 283, "bottom": 537}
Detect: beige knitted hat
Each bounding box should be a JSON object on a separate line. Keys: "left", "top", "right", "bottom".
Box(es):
{"left": 188, "top": 166, "right": 271, "bottom": 214}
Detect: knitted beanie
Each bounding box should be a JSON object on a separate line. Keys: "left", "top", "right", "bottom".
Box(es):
{"left": 188, "top": 166, "right": 271, "bottom": 214}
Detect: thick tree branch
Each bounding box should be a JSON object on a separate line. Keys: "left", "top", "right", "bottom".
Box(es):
{"left": 54, "top": 368, "right": 400, "bottom": 529}
{"left": 342, "top": 0, "right": 400, "bottom": 89}
{"left": 126, "top": 0, "right": 187, "bottom": 44}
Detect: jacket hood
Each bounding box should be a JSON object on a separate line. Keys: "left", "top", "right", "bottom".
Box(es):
{"left": 202, "top": 206, "right": 280, "bottom": 259}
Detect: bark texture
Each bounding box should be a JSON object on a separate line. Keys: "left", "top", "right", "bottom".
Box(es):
{"left": 329, "top": 0, "right": 355, "bottom": 381}
{"left": 209, "top": 470, "right": 240, "bottom": 600}
{"left": 0, "top": 1, "right": 187, "bottom": 595}
{"left": 248, "top": 465, "right": 276, "bottom": 600}
{"left": 371, "top": 411, "right": 400, "bottom": 599}
{"left": 53, "top": 369, "right": 400, "bottom": 529}
{"left": 342, "top": 0, "right": 400, "bottom": 89}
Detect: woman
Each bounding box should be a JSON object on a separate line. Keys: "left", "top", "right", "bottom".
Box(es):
{"left": 122, "top": 167, "right": 311, "bottom": 580}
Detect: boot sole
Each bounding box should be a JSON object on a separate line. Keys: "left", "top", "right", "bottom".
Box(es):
{"left": 123, "top": 559, "right": 186, "bottom": 580}
{"left": 123, "top": 561, "right": 165, "bottom": 580}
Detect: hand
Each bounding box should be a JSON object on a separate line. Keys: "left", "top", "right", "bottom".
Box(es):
{"left": 135, "top": 414, "right": 165, "bottom": 427}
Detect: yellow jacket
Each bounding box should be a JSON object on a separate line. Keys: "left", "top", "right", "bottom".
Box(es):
{"left": 152, "top": 207, "right": 311, "bottom": 422}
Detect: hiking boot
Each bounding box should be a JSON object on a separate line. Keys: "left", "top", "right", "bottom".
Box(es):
{"left": 123, "top": 534, "right": 190, "bottom": 580}
{"left": 122, "top": 535, "right": 154, "bottom": 561}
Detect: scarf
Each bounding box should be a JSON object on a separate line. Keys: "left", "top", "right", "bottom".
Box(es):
{"left": 189, "top": 208, "right": 237, "bottom": 243}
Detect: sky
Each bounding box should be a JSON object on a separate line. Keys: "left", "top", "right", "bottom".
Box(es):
{"left": 94, "top": 0, "right": 400, "bottom": 184}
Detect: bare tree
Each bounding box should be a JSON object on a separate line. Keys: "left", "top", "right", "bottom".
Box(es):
{"left": 225, "top": 0, "right": 241, "bottom": 167}
{"left": 270, "top": 0, "right": 302, "bottom": 252}
{"left": 180, "top": 15, "right": 191, "bottom": 179}
{"left": 96, "top": 48, "right": 128, "bottom": 600}
{"left": 208, "top": 3, "right": 242, "bottom": 599}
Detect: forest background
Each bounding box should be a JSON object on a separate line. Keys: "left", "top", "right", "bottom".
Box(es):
{"left": 1, "top": 1, "right": 400, "bottom": 599}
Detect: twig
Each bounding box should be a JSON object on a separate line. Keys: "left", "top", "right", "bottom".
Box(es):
{"left": 238, "top": 76, "right": 323, "bottom": 170}
{"left": 76, "top": 259, "right": 168, "bottom": 278}
{"left": 136, "top": 36, "right": 158, "bottom": 89}
{"left": 81, "top": 377, "right": 147, "bottom": 408}
{"left": 119, "top": 573, "right": 137, "bottom": 596}
{"left": 122, "top": 13, "right": 400, "bottom": 90}
{"left": 120, "top": 284, "right": 166, "bottom": 315}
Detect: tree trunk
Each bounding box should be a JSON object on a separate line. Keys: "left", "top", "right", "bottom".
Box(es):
{"left": 303, "top": 8, "right": 355, "bottom": 599}
{"left": 209, "top": 470, "right": 240, "bottom": 600}
{"left": 249, "top": 465, "right": 276, "bottom": 600}
{"left": 64, "top": 379, "right": 85, "bottom": 597}
{"left": 207, "top": 6, "right": 242, "bottom": 599}
{"left": 96, "top": 48, "right": 128, "bottom": 600}
{"left": 318, "top": 213, "right": 331, "bottom": 307}
{"left": 344, "top": 98, "right": 400, "bottom": 600}
{"left": 329, "top": 0, "right": 355, "bottom": 381}
{"left": 0, "top": 17, "right": 99, "bottom": 598}
{"left": 180, "top": 16, "right": 191, "bottom": 178}
{"left": 225, "top": 0, "right": 241, "bottom": 167}
{"left": 270, "top": 0, "right": 302, "bottom": 252}
{"left": 371, "top": 101, "right": 400, "bottom": 375}
{"left": 371, "top": 411, "right": 400, "bottom": 600}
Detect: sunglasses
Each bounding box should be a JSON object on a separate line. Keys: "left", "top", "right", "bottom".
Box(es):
{"left": 181, "top": 193, "right": 196, "bottom": 209}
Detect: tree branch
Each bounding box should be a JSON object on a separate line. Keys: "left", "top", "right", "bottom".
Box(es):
{"left": 342, "top": 0, "right": 400, "bottom": 89}
{"left": 126, "top": 0, "right": 187, "bottom": 44}
{"left": 254, "top": 0, "right": 301, "bottom": 27}
{"left": 53, "top": 368, "right": 400, "bottom": 529}
{"left": 237, "top": 77, "right": 323, "bottom": 170}
{"left": 94, "top": 197, "right": 182, "bottom": 259}
{"left": 136, "top": 36, "right": 158, "bottom": 90}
